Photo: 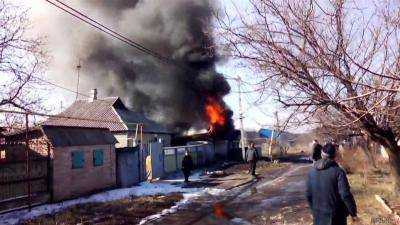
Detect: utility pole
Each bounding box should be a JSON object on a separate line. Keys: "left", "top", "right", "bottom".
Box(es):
{"left": 75, "top": 59, "right": 82, "bottom": 101}
{"left": 237, "top": 76, "right": 247, "bottom": 161}
{"left": 268, "top": 111, "right": 278, "bottom": 160}
{"left": 60, "top": 101, "right": 64, "bottom": 112}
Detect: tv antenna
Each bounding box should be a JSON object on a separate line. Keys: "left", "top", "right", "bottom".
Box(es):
{"left": 75, "top": 59, "right": 82, "bottom": 101}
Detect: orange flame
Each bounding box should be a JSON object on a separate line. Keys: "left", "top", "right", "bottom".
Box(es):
{"left": 205, "top": 98, "right": 226, "bottom": 133}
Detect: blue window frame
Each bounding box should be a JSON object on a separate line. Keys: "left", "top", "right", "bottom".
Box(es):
{"left": 93, "top": 149, "right": 104, "bottom": 167}
{"left": 71, "top": 151, "right": 84, "bottom": 169}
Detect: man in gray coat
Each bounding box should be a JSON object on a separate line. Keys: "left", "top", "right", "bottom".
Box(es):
{"left": 246, "top": 142, "right": 259, "bottom": 177}
{"left": 306, "top": 143, "right": 358, "bottom": 225}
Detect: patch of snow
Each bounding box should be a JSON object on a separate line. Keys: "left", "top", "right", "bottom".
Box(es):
{"left": 299, "top": 156, "right": 311, "bottom": 161}
{"left": 231, "top": 217, "right": 252, "bottom": 225}
{"left": 138, "top": 188, "right": 224, "bottom": 225}
{"left": 163, "top": 170, "right": 204, "bottom": 182}
{"left": 206, "top": 170, "right": 224, "bottom": 175}
{"left": 260, "top": 196, "right": 285, "bottom": 207}
{"left": 0, "top": 181, "right": 206, "bottom": 225}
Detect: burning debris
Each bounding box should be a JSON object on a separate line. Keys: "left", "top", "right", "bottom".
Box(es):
{"left": 42, "top": 0, "right": 233, "bottom": 135}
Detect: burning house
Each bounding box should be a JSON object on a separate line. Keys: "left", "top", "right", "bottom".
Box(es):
{"left": 33, "top": 0, "right": 238, "bottom": 182}
{"left": 44, "top": 90, "right": 174, "bottom": 148}
{"left": 42, "top": 0, "right": 234, "bottom": 137}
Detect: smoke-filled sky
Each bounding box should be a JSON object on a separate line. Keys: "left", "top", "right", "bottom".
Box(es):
{"left": 17, "top": 0, "right": 278, "bottom": 132}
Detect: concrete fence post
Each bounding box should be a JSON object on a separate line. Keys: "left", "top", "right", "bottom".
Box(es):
{"left": 195, "top": 146, "right": 199, "bottom": 166}
{"left": 174, "top": 148, "right": 178, "bottom": 172}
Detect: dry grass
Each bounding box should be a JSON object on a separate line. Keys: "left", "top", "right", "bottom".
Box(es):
{"left": 348, "top": 173, "right": 397, "bottom": 225}
{"left": 21, "top": 194, "right": 183, "bottom": 225}
{"left": 340, "top": 148, "right": 399, "bottom": 224}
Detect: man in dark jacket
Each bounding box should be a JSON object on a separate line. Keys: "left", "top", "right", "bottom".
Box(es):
{"left": 306, "top": 143, "right": 357, "bottom": 225}
{"left": 246, "top": 142, "right": 259, "bottom": 177}
{"left": 311, "top": 139, "right": 323, "bottom": 162}
{"left": 182, "top": 151, "right": 194, "bottom": 183}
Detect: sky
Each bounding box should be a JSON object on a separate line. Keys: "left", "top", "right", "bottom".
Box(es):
{"left": 14, "top": 0, "right": 278, "bottom": 132}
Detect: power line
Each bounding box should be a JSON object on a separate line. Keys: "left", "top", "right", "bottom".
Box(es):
{"left": 37, "top": 77, "right": 91, "bottom": 98}
{"left": 43, "top": 0, "right": 235, "bottom": 98}
{"left": 46, "top": 0, "right": 167, "bottom": 62}
{"left": 35, "top": 76, "right": 123, "bottom": 105}
{"left": 44, "top": 0, "right": 193, "bottom": 71}
{"left": 45, "top": 0, "right": 266, "bottom": 99}
{"left": 43, "top": 0, "right": 268, "bottom": 115}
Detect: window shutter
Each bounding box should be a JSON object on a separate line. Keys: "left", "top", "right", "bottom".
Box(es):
{"left": 93, "top": 149, "right": 104, "bottom": 166}
{"left": 72, "top": 151, "right": 85, "bottom": 169}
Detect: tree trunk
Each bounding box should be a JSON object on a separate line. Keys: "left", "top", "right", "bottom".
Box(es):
{"left": 363, "top": 137, "right": 377, "bottom": 169}
{"left": 367, "top": 128, "right": 400, "bottom": 195}
{"left": 385, "top": 144, "right": 400, "bottom": 195}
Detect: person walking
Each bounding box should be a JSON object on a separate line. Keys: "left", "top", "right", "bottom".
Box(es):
{"left": 246, "top": 142, "right": 259, "bottom": 177}
{"left": 311, "top": 139, "right": 323, "bottom": 162}
{"left": 306, "top": 143, "right": 358, "bottom": 225}
{"left": 182, "top": 151, "right": 194, "bottom": 183}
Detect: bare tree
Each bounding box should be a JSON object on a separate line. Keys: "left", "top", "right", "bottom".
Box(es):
{"left": 0, "top": 0, "right": 47, "bottom": 129}
{"left": 217, "top": 0, "right": 400, "bottom": 193}
{"left": 316, "top": 118, "right": 379, "bottom": 170}
{"left": 0, "top": 0, "right": 47, "bottom": 112}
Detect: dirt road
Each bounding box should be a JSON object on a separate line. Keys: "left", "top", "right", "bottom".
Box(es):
{"left": 144, "top": 163, "right": 313, "bottom": 225}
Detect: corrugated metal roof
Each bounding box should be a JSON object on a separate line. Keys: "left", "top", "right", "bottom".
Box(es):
{"left": 42, "top": 126, "right": 117, "bottom": 147}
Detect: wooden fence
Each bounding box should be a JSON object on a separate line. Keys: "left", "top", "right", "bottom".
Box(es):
{"left": 0, "top": 144, "right": 51, "bottom": 214}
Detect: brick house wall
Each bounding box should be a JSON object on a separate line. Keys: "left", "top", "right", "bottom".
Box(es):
{"left": 52, "top": 144, "right": 116, "bottom": 201}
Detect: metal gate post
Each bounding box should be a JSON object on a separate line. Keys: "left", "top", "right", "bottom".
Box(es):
{"left": 174, "top": 148, "right": 178, "bottom": 171}
{"left": 25, "top": 113, "right": 31, "bottom": 211}
{"left": 47, "top": 142, "right": 53, "bottom": 202}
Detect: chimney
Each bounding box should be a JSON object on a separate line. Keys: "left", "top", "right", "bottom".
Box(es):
{"left": 89, "top": 88, "right": 98, "bottom": 102}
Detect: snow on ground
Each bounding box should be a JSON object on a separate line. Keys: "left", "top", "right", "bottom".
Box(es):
{"left": 0, "top": 176, "right": 220, "bottom": 225}
{"left": 138, "top": 188, "right": 225, "bottom": 225}
{"left": 231, "top": 217, "right": 252, "bottom": 225}
{"left": 299, "top": 156, "right": 311, "bottom": 161}
{"left": 162, "top": 170, "right": 203, "bottom": 182}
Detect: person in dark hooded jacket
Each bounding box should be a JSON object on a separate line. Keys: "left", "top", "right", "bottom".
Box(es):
{"left": 311, "top": 139, "right": 323, "bottom": 162}
{"left": 306, "top": 143, "right": 357, "bottom": 225}
{"left": 182, "top": 151, "right": 194, "bottom": 183}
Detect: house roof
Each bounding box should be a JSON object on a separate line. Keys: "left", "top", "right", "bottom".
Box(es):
{"left": 44, "top": 97, "right": 172, "bottom": 134}
{"left": 41, "top": 125, "right": 117, "bottom": 148}
{"left": 3, "top": 125, "right": 118, "bottom": 148}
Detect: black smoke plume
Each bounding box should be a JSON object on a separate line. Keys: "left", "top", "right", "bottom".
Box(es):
{"left": 44, "top": 0, "right": 233, "bottom": 134}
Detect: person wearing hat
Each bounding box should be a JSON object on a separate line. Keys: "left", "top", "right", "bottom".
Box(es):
{"left": 306, "top": 143, "right": 358, "bottom": 225}
{"left": 310, "top": 139, "right": 323, "bottom": 162}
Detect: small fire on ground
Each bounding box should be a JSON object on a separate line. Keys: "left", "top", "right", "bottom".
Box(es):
{"left": 205, "top": 97, "right": 226, "bottom": 134}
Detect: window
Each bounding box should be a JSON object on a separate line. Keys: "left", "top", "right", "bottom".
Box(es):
{"left": 71, "top": 151, "right": 84, "bottom": 169}
{"left": 93, "top": 149, "right": 104, "bottom": 167}
{"left": 0, "top": 150, "right": 5, "bottom": 160}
